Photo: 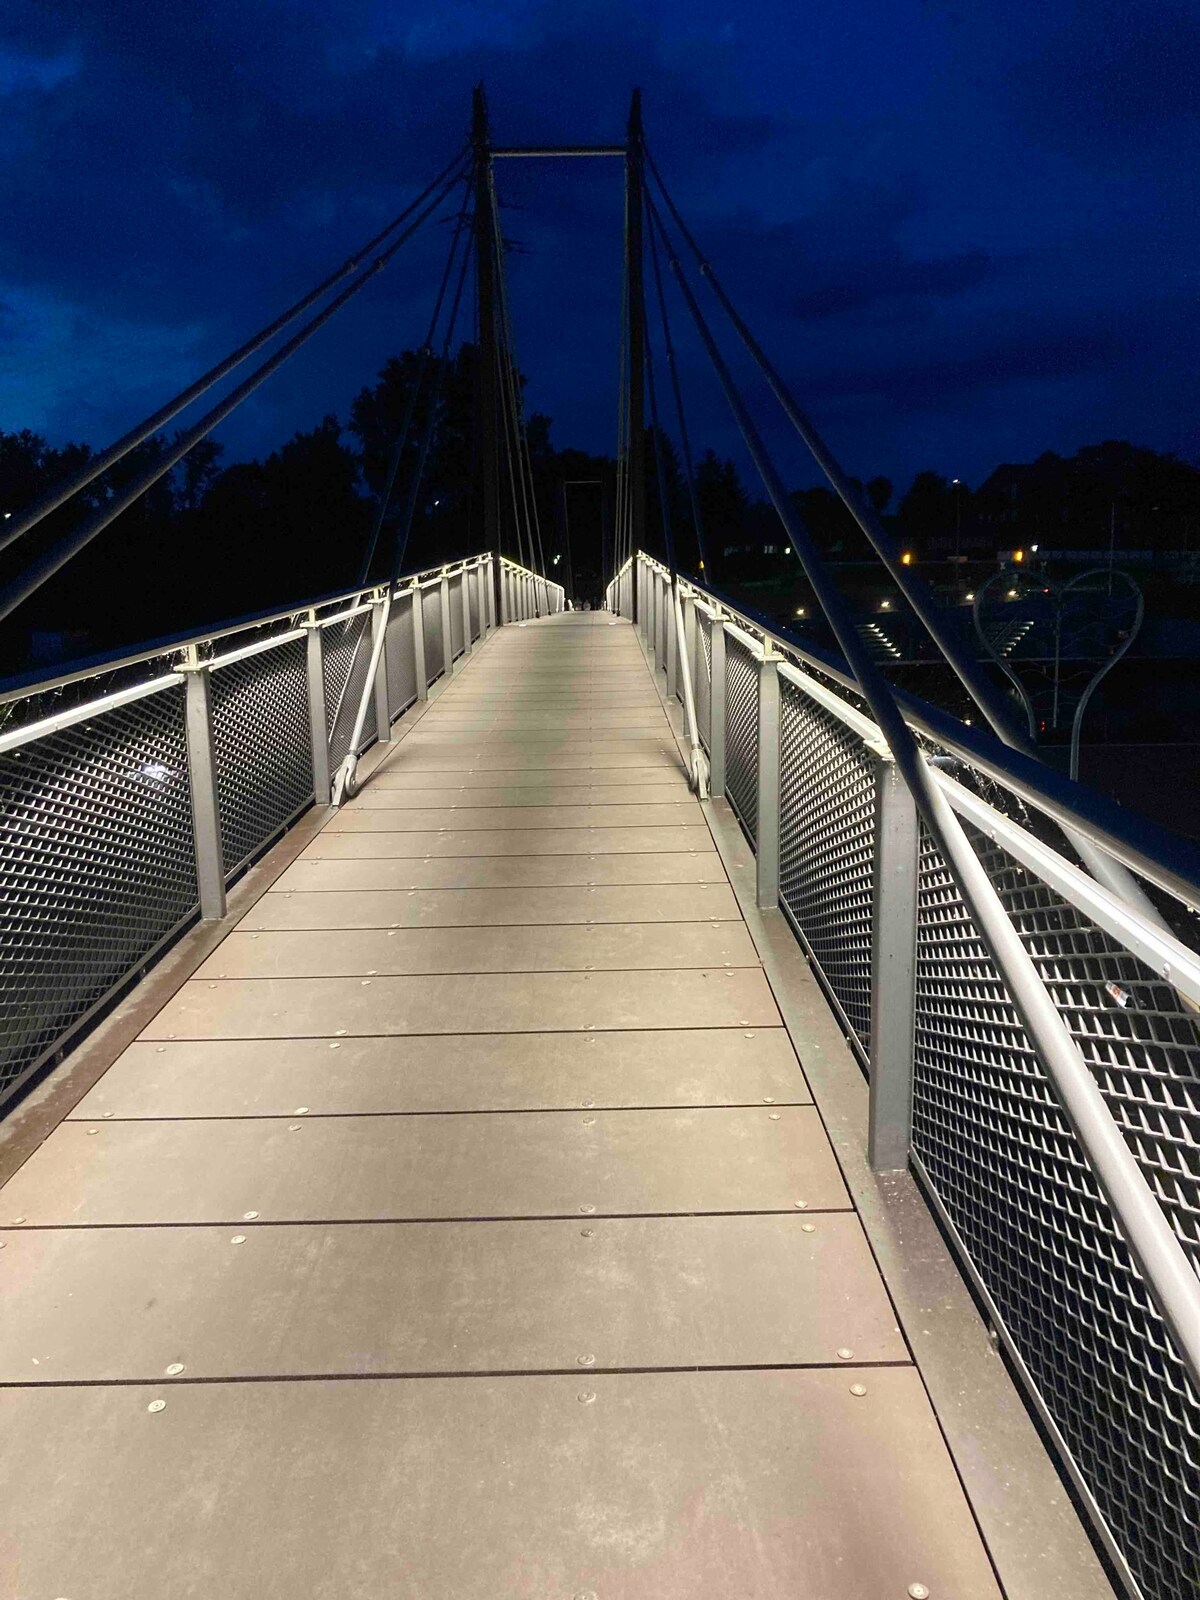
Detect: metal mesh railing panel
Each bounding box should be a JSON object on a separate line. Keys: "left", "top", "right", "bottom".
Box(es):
{"left": 778, "top": 679, "right": 876, "bottom": 1047}
{"left": 450, "top": 574, "right": 466, "bottom": 660}
{"left": 694, "top": 612, "right": 712, "bottom": 751}
{"left": 211, "top": 639, "right": 312, "bottom": 877}
{"left": 322, "top": 612, "right": 376, "bottom": 771}
{"left": 912, "top": 825, "right": 1200, "bottom": 1600}
{"left": 422, "top": 585, "right": 444, "bottom": 685}
{"left": 384, "top": 595, "right": 417, "bottom": 720}
{"left": 0, "top": 687, "right": 197, "bottom": 1106}
{"left": 724, "top": 634, "right": 759, "bottom": 841}
{"left": 468, "top": 570, "right": 481, "bottom": 641}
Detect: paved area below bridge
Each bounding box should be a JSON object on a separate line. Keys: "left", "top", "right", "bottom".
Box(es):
{"left": 0, "top": 612, "right": 1001, "bottom": 1599}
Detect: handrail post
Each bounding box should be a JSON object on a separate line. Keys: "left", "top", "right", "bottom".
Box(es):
{"left": 305, "top": 616, "right": 331, "bottom": 804}
{"left": 371, "top": 594, "right": 392, "bottom": 741}
{"left": 412, "top": 583, "right": 428, "bottom": 701}
{"left": 485, "top": 558, "right": 496, "bottom": 633}
{"left": 682, "top": 591, "right": 697, "bottom": 705}
{"left": 439, "top": 573, "right": 454, "bottom": 676}
{"left": 709, "top": 619, "right": 727, "bottom": 798}
{"left": 666, "top": 581, "right": 679, "bottom": 702}
{"left": 867, "top": 754, "right": 920, "bottom": 1170}
{"left": 755, "top": 651, "right": 781, "bottom": 908}
{"left": 181, "top": 647, "right": 226, "bottom": 921}
{"left": 462, "top": 569, "right": 475, "bottom": 654}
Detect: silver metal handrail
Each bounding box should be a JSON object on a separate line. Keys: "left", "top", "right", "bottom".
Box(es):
{"left": 612, "top": 547, "right": 1200, "bottom": 1600}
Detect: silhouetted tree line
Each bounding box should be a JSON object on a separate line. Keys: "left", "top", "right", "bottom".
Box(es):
{"left": 2, "top": 336, "right": 1198, "bottom": 674}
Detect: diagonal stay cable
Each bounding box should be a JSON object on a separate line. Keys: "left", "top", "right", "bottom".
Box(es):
{"left": 645, "top": 189, "right": 1200, "bottom": 1385}
{"left": 0, "top": 147, "right": 468, "bottom": 558}
{"left": 0, "top": 164, "right": 467, "bottom": 626}
{"left": 489, "top": 172, "right": 546, "bottom": 581}
{"left": 646, "top": 199, "right": 709, "bottom": 578}
{"left": 357, "top": 199, "right": 472, "bottom": 585}
{"left": 645, "top": 144, "right": 1170, "bottom": 924}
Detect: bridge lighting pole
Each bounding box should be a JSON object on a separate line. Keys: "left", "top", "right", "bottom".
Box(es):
{"left": 625, "top": 89, "right": 647, "bottom": 607}
{"left": 472, "top": 85, "right": 502, "bottom": 623}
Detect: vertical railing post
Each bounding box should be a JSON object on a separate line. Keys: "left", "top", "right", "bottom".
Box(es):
{"left": 682, "top": 592, "right": 697, "bottom": 708}
{"left": 755, "top": 651, "right": 781, "bottom": 908}
{"left": 439, "top": 573, "right": 454, "bottom": 676}
{"left": 371, "top": 594, "right": 392, "bottom": 742}
{"left": 412, "top": 584, "right": 428, "bottom": 702}
{"left": 462, "top": 569, "right": 475, "bottom": 654}
{"left": 867, "top": 755, "right": 920, "bottom": 1171}
{"left": 485, "top": 559, "right": 496, "bottom": 633}
{"left": 181, "top": 647, "right": 227, "bottom": 921}
{"left": 666, "top": 580, "right": 678, "bottom": 702}
{"left": 709, "top": 619, "right": 727, "bottom": 799}
{"left": 305, "top": 617, "right": 331, "bottom": 806}
{"left": 657, "top": 573, "right": 668, "bottom": 673}
{"left": 500, "top": 565, "right": 509, "bottom": 624}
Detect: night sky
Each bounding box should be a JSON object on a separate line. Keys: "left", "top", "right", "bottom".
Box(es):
{"left": 2, "top": 0, "right": 1197, "bottom": 494}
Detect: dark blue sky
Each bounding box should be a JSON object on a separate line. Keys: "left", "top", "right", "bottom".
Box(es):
{"left": 1, "top": 0, "right": 1197, "bottom": 493}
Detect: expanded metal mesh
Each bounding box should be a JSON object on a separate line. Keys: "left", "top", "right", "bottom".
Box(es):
{"left": 724, "top": 634, "right": 759, "bottom": 841}
{"left": 322, "top": 611, "right": 376, "bottom": 771}
{"left": 450, "top": 574, "right": 466, "bottom": 660}
{"left": 211, "top": 639, "right": 312, "bottom": 877}
{"left": 694, "top": 611, "right": 712, "bottom": 751}
{"left": 384, "top": 594, "right": 417, "bottom": 721}
{"left": 0, "top": 687, "right": 197, "bottom": 1107}
{"left": 422, "top": 584, "right": 444, "bottom": 685}
{"left": 778, "top": 679, "right": 876, "bottom": 1047}
{"left": 912, "top": 824, "right": 1200, "bottom": 1600}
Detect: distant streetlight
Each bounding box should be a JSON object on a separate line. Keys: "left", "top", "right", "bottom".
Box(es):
{"left": 795, "top": 606, "right": 807, "bottom": 618}
{"left": 901, "top": 551, "right": 914, "bottom": 566}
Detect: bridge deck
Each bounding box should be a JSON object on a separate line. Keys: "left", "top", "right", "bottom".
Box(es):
{"left": 0, "top": 614, "right": 1001, "bottom": 1598}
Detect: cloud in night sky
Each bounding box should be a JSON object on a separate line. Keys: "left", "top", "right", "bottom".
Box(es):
{"left": 0, "top": 0, "right": 1197, "bottom": 491}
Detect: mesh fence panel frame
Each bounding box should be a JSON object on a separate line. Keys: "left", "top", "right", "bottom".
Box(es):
{"left": 468, "top": 571, "right": 481, "bottom": 642}
{"left": 211, "top": 638, "right": 312, "bottom": 879}
{"left": 449, "top": 574, "right": 466, "bottom": 660}
{"left": 422, "top": 585, "right": 444, "bottom": 687}
{"left": 384, "top": 594, "right": 418, "bottom": 721}
{"left": 724, "top": 634, "right": 759, "bottom": 842}
{"left": 695, "top": 612, "right": 712, "bottom": 752}
{"left": 322, "top": 612, "right": 376, "bottom": 771}
{"left": 0, "top": 685, "right": 198, "bottom": 1108}
{"left": 778, "top": 678, "right": 876, "bottom": 1050}
{"left": 912, "top": 823, "right": 1200, "bottom": 1600}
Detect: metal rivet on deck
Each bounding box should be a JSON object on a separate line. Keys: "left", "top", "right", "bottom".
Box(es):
{"left": 230, "top": 1235, "right": 247, "bottom": 1245}
{"left": 908, "top": 1587, "right": 930, "bottom": 1600}
{"left": 165, "top": 1363, "right": 185, "bottom": 1376}
{"left": 243, "top": 1211, "right": 259, "bottom": 1220}
{"left": 582, "top": 1099, "right": 595, "bottom": 1108}
{"left": 837, "top": 1348, "right": 854, "bottom": 1361}
{"left": 574, "top": 1589, "right": 597, "bottom": 1599}
{"left": 329, "top": 1041, "right": 341, "bottom": 1050}
{"left": 577, "top": 1354, "right": 596, "bottom": 1367}
{"left": 802, "top": 1223, "right": 816, "bottom": 1233}
{"left": 208, "top": 983, "right": 217, "bottom": 989}
{"left": 794, "top": 1200, "right": 808, "bottom": 1209}
{"left": 155, "top": 1046, "right": 166, "bottom": 1054}
{"left": 579, "top": 1204, "right": 596, "bottom": 1215}
{"left": 295, "top": 1107, "right": 309, "bottom": 1116}
{"left": 850, "top": 1383, "right": 868, "bottom": 1398}
{"left": 86, "top": 1127, "right": 98, "bottom": 1135}
{"left": 580, "top": 1228, "right": 595, "bottom": 1238}
{"left": 147, "top": 1400, "right": 166, "bottom": 1413}
{"left": 336, "top": 1029, "right": 347, "bottom": 1036}
{"left": 288, "top": 1124, "right": 302, "bottom": 1132}
{"left": 763, "top": 1096, "right": 775, "bottom": 1104}
{"left": 361, "top": 980, "right": 371, "bottom": 987}
{"left": 103, "top": 1111, "right": 115, "bottom": 1119}
{"left": 768, "top": 1113, "right": 781, "bottom": 1121}
{"left": 577, "top": 1392, "right": 596, "bottom": 1405}
{"left": 167, "top": 1034, "right": 176, "bottom": 1039}
{"left": 582, "top": 1117, "right": 596, "bottom": 1127}
{"left": 14, "top": 1217, "right": 25, "bottom": 1224}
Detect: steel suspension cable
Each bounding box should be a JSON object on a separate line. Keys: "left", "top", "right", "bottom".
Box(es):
{"left": 646, "top": 204, "right": 709, "bottom": 578}
{"left": 357, "top": 201, "right": 472, "bottom": 585}
{"left": 645, "top": 147, "right": 1168, "bottom": 923}
{"left": 0, "top": 165, "right": 468, "bottom": 626}
{"left": 644, "top": 192, "right": 1200, "bottom": 1381}
{"left": 0, "top": 148, "right": 469, "bottom": 558}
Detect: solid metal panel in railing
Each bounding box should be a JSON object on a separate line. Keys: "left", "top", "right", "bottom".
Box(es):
{"left": 778, "top": 675, "right": 876, "bottom": 1049}
{"left": 210, "top": 637, "right": 313, "bottom": 879}
{"left": 0, "top": 686, "right": 197, "bottom": 1109}
{"left": 912, "top": 822, "right": 1200, "bottom": 1600}
{"left": 724, "top": 630, "right": 760, "bottom": 842}
{"left": 468, "top": 568, "right": 481, "bottom": 641}
{"left": 421, "top": 583, "right": 444, "bottom": 685}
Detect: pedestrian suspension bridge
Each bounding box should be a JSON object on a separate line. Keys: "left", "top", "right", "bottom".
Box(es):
{"left": 1, "top": 89, "right": 1198, "bottom": 1600}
